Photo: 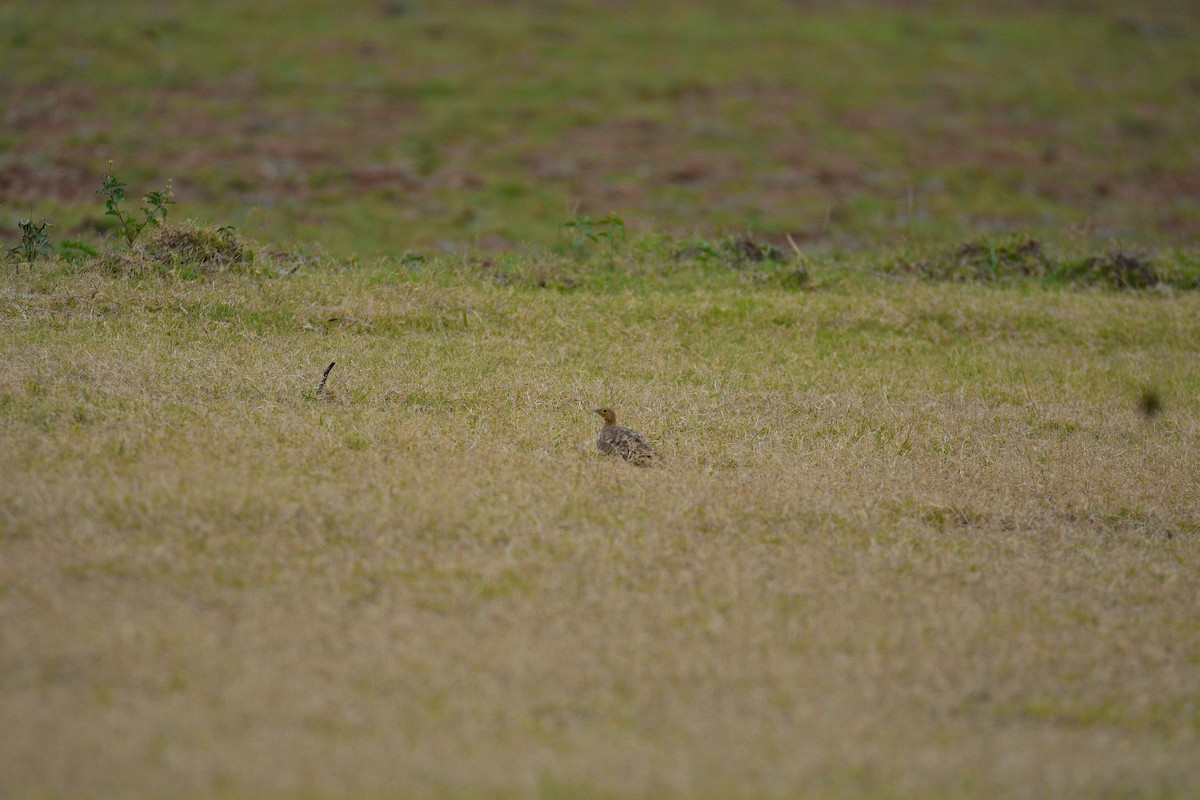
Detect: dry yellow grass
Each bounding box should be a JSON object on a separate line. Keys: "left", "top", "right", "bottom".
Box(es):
{"left": 1, "top": 261, "right": 1198, "bottom": 798}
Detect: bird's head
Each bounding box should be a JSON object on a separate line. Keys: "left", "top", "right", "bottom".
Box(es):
{"left": 593, "top": 407, "right": 617, "bottom": 425}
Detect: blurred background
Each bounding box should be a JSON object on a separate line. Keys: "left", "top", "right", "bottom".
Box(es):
{"left": 2, "top": 0, "right": 1198, "bottom": 256}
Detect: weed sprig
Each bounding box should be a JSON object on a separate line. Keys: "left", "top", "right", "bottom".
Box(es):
{"left": 563, "top": 214, "right": 626, "bottom": 255}
{"left": 98, "top": 163, "right": 175, "bottom": 246}
{"left": 10, "top": 218, "right": 53, "bottom": 261}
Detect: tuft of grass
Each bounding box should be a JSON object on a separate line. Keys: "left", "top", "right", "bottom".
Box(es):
{"left": 1059, "top": 250, "right": 1162, "bottom": 290}
{"left": 900, "top": 236, "right": 1050, "bottom": 282}
{"left": 1139, "top": 386, "right": 1164, "bottom": 418}
{"left": 100, "top": 221, "right": 255, "bottom": 278}
{"left": 894, "top": 236, "right": 1200, "bottom": 290}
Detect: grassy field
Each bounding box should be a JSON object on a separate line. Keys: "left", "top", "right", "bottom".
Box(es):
{"left": 2, "top": 242, "right": 1199, "bottom": 798}
{"left": 3, "top": 0, "right": 1200, "bottom": 798}
{"left": 3, "top": 0, "right": 1200, "bottom": 254}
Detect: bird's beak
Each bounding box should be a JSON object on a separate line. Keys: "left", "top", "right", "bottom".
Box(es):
{"left": 592, "top": 409, "right": 601, "bottom": 415}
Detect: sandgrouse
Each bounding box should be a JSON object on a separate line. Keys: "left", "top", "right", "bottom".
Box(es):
{"left": 593, "top": 407, "right": 656, "bottom": 466}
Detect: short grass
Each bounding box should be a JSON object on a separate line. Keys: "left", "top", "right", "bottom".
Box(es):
{"left": 3, "top": 0, "right": 1200, "bottom": 254}
{"left": 2, "top": 246, "right": 1198, "bottom": 798}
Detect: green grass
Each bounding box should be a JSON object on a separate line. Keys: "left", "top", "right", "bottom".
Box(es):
{"left": 3, "top": 0, "right": 1199, "bottom": 255}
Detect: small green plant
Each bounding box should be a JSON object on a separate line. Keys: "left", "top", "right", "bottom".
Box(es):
{"left": 58, "top": 240, "right": 99, "bottom": 265}
{"left": 1139, "top": 386, "right": 1164, "bottom": 418}
{"left": 98, "top": 163, "right": 175, "bottom": 246}
{"left": 10, "top": 218, "right": 53, "bottom": 261}
{"left": 563, "top": 213, "right": 626, "bottom": 255}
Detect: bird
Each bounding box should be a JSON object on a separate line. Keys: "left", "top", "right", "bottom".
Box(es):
{"left": 593, "top": 407, "right": 656, "bottom": 465}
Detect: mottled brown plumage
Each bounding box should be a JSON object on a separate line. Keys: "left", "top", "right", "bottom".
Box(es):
{"left": 593, "top": 407, "right": 655, "bottom": 466}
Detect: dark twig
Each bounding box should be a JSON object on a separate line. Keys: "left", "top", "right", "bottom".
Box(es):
{"left": 317, "top": 361, "right": 335, "bottom": 398}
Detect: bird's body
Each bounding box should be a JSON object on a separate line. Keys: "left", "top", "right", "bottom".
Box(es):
{"left": 593, "top": 407, "right": 656, "bottom": 465}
